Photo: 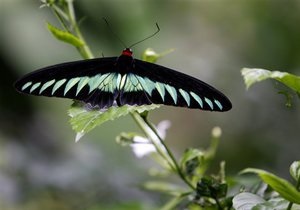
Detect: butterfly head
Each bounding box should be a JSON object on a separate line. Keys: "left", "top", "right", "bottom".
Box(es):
{"left": 122, "top": 48, "right": 133, "bottom": 57}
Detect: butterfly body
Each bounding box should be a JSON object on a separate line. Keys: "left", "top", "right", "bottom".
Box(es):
{"left": 15, "top": 48, "right": 232, "bottom": 111}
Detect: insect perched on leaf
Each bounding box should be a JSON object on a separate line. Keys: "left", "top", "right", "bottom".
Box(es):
{"left": 14, "top": 21, "right": 232, "bottom": 112}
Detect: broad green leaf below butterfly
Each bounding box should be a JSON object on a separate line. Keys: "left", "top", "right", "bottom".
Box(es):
{"left": 14, "top": 47, "right": 232, "bottom": 112}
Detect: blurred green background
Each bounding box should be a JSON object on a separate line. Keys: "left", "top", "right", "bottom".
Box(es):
{"left": 1, "top": 0, "right": 300, "bottom": 209}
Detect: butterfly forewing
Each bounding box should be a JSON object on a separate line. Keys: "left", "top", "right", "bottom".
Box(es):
{"left": 15, "top": 57, "right": 119, "bottom": 107}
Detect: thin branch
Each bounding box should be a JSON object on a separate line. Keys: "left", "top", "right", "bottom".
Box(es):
{"left": 143, "top": 115, "right": 196, "bottom": 191}
{"left": 66, "top": 0, "right": 94, "bottom": 59}
{"left": 130, "top": 112, "right": 176, "bottom": 171}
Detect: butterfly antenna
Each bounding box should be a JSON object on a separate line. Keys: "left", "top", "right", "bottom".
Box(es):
{"left": 103, "top": 18, "right": 127, "bottom": 48}
{"left": 129, "top": 23, "right": 160, "bottom": 49}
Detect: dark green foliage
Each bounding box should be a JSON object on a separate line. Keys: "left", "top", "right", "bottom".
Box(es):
{"left": 196, "top": 177, "right": 228, "bottom": 199}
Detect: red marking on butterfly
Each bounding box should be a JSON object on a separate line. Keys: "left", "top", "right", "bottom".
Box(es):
{"left": 121, "top": 48, "right": 133, "bottom": 57}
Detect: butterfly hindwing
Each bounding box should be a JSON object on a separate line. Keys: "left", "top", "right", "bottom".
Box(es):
{"left": 117, "top": 73, "right": 152, "bottom": 106}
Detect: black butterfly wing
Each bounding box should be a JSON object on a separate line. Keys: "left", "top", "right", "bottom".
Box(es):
{"left": 118, "top": 59, "right": 232, "bottom": 111}
{"left": 15, "top": 55, "right": 231, "bottom": 111}
{"left": 14, "top": 57, "right": 120, "bottom": 108}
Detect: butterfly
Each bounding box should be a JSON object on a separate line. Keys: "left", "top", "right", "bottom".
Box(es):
{"left": 14, "top": 47, "right": 232, "bottom": 112}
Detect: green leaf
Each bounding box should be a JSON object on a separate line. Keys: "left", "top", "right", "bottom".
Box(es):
{"left": 141, "top": 181, "right": 186, "bottom": 196}
{"left": 142, "top": 48, "right": 174, "bottom": 63}
{"left": 196, "top": 177, "right": 227, "bottom": 199}
{"left": 160, "top": 196, "right": 186, "bottom": 210}
{"left": 241, "top": 168, "right": 300, "bottom": 204}
{"left": 47, "top": 22, "right": 84, "bottom": 47}
{"left": 233, "top": 194, "right": 300, "bottom": 210}
{"left": 232, "top": 192, "right": 265, "bottom": 210}
{"left": 253, "top": 198, "right": 300, "bottom": 210}
{"left": 180, "top": 148, "right": 204, "bottom": 177}
{"left": 180, "top": 148, "right": 204, "bottom": 169}
{"left": 180, "top": 129, "right": 221, "bottom": 180}
{"left": 241, "top": 68, "right": 300, "bottom": 94}
{"left": 68, "top": 103, "right": 159, "bottom": 141}
{"left": 185, "top": 204, "right": 216, "bottom": 210}
{"left": 290, "top": 161, "right": 300, "bottom": 182}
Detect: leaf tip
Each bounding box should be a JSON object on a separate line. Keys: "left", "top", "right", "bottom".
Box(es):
{"left": 75, "top": 132, "right": 85, "bottom": 142}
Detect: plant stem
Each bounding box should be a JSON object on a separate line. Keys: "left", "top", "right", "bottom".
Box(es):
{"left": 52, "top": 9, "right": 69, "bottom": 31}
{"left": 66, "top": 0, "right": 94, "bottom": 59}
{"left": 142, "top": 115, "right": 196, "bottom": 191}
{"left": 287, "top": 201, "right": 293, "bottom": 210}
{"left": 214, "top": 197, "right": 223, "bottom": 210}
{"left": 50, "top": 0, "right": 94, "bottom": 59}
{"left": 130, "top": 112, "right": 176, "bottom": 171}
